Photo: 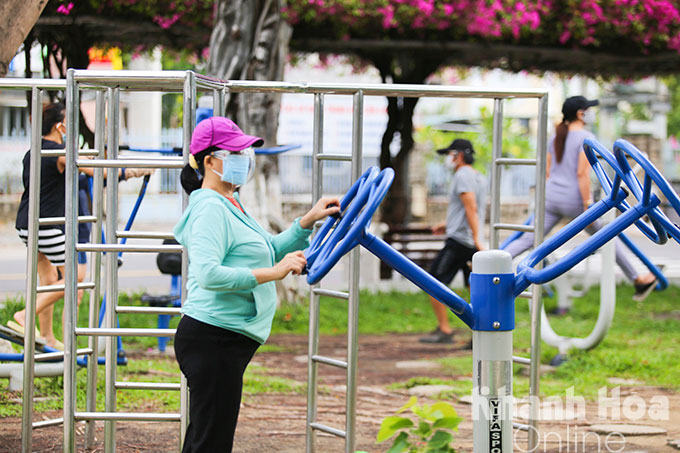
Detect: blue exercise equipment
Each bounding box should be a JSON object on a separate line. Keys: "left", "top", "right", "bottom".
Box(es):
{"left": 304, "top": 139, "right": 680, "bottom": 453}
{"left": 95, "top": 174, "right": 151, "bottom": 364}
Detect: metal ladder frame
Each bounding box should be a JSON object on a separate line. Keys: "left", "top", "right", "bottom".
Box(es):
{"left": 0, "top": 78, "right": 100, "bottom": 452}
{"left": 488, "top": 96, "right": 549, "bottom": 451}
{"left": 305, "top": 91, "right": 364, "bottom": 453}
{"left": 61, "top": 69, "right": 233, "bottom": 453}
{"left": 300, "top": 89, "right": 549, "bottom": 452}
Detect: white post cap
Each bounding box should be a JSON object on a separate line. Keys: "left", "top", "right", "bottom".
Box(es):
{"left": 472, "top": 250, "right": 512, "bottom": 275}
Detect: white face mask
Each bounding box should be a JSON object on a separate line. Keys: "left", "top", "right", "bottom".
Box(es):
{"left": 582, "top": 109, "right": 596, "bottom": 125}
{"left": 209, "top": 148, "right": 255, "bottom": 187}
{"left": 444, "top": 153, "right": 456, "bottom": 171}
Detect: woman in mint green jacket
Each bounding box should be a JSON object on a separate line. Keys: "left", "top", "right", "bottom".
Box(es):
{"left": 173, "top": 117, "right": 339, "bottom": 453}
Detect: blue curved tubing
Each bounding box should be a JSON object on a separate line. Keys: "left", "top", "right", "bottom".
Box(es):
{"left": 305, "top": 167, "right": 379, "bottom": 268}
{"left": 514, "top": 186, "right": 662, "bottom": 297}
{"left": 360, "top": 231, "right": 474, "bottom": 328}
{"left": 513, "top": 138, "right": 673, "bottom": 296}
{"left": 614, "top": 139, "right": 680, "bottom": 244}
{"left": 504, "top": 216, "right": 668, "bottom": 292}
{"left": 584, "top": 139, "right": 667, "bottom": 244}
{"left": 305, "top": 167, "right": 473, "bottom": 328}
{"left": 307, "top": 167, "right": 392, "bottom": 284}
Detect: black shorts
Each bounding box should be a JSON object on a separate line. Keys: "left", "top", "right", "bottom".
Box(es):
{"left": 429, "top": 238, "right": 477, "bottom": 287}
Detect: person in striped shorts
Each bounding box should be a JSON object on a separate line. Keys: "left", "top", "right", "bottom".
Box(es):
{"left": 11, "top": 102, "right": 152, "bottom": 349}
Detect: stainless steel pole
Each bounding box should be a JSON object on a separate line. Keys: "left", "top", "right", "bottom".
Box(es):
{"left": 489, "top": 99, "right": 504, "bottom": 249}
{"left": 21, "top": 86, "right": 43, "bottom": 453}
{"left": 527, "top": 93, "right": 549, "bottom": 451}
{"left": 346, "top": 90, "right": 363, "bottom": 453}
{"left": 212, "top": 89, "right": 223, "bottom": 118}
{"left": 104, "top": 87, "right": 120, "bottom": 453}
{"left": 220, "top": 87, "right": 228, "bottom": 117}
{"left": 64, "top": 69, "right": 80, "bottom": 453}
{"left": 306, "top": 93, "right": 324, "bottom": 453}
{"left": 179, "top": 70, "right": 196, "bottom": 450}
{"left": 85, "top": 90, "right": 106, "bottom": 448}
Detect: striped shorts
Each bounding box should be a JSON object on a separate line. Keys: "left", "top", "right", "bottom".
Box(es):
{"left": 17, "top": 228, "right": 66, "bottom": 267}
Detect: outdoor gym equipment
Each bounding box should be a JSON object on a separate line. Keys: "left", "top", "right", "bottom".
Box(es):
{"left": 306, "top": 136, "right": 680, "bottom": 453}
{"left": 305, "top": 137, "right": 680, "bottom": 452}
{"left": 12, "top": 72, "right": 552, "bottom": 453}
{"left": 499, "top": 168, "right": 668, "bottom": 355}
{"left": 18, "top": 70, "right": 674, "bottom": 453}
{"left": 530, "top": 138, "right": 671, "bottom": 354}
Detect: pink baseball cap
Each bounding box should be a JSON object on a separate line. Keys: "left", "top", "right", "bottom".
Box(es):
{"left": 190, "top": 117, "right": 264, "bottom": 154}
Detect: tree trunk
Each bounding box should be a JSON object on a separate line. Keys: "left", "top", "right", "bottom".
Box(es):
{"left": 208, "top": 0, "right": 301, "bottom": 302}
{"left": 0, "top": 0, "right": 48, "bottom": 77}
{"left": 365, "top": 52, "right": 441, "bottom": 226}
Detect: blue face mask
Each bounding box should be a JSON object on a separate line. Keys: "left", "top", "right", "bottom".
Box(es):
{"left": 212, "top": 153, "right": 251, "bottom": 186}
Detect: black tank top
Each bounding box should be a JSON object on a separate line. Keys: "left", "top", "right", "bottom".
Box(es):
{"left": 15, "top": 139, "right": 66, "bottom": 231}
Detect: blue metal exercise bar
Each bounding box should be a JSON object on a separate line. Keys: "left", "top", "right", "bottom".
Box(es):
{"left": 304, "top": 138, "right": 680, "bottom": 453}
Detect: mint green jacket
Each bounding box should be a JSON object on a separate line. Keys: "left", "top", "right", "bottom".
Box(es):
{"left": 173, "top": 189, "right": 312, "bottom": 344}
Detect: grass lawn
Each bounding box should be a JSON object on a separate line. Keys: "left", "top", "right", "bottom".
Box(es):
{"left": 1, "top": 283, "right": 678, "bottom": 414}
{"left": 274, "top": 284, "right": 680, "bottom": 399}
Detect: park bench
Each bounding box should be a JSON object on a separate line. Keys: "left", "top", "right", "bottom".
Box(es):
{"left": 380, "top": 225, "right": 445, "bottom": 279}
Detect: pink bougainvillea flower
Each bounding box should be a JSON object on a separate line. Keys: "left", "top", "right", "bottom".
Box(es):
{"left": 56, "top": 2, "right": 74, "bottom": 15}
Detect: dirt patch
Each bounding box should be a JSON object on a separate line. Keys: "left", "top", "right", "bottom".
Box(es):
{"left": 1, "top": 333, "right": 678, "bottom": 452}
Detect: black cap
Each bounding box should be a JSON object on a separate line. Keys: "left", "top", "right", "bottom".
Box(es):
{"left": 562, "top": 96, "right": 599, "bottom": 121}
{"left": 436, "top": 138, "right": 474, "bottom": 155}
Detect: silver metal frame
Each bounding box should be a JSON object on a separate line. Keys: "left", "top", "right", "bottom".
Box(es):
{"left": 21, "top": 86, "right": 43, "bottom": 453}
{"left": 8, "top": 70, "right": 548, "bottom": 453}
{"left": 61, "top": 71, "right": 200, "bottom": 453}
{"left": 488, "top": 95, "right": 549, "bottom": 451}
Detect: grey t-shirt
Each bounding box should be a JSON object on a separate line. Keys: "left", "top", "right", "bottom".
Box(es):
{"left": 446, "top": 165, "right": 487, "bottom": 248}
{"left": 545, "top": 129, "right": 595, "bottom": 208}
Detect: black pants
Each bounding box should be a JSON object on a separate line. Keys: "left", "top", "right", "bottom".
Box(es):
{"left": 174, "top": 315, "right": 260, "bottom": 453}
{"left": 429, "top": 237, "right": 477, "bottom": 287}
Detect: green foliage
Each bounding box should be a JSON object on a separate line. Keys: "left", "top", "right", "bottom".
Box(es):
{"left": 377, "top": 396, "right": 461, "bottom": 453}
{"left": 415, "top": 105, "right": 533, "bottom": 174}
{"left": 273, "top": 289, "right": 470, "bottom": 335}
{"left": 243, "top": 365, "right": 306, "bottom": 395}
{"left": 664, "top": 75, "right": 680, "bottom": 139}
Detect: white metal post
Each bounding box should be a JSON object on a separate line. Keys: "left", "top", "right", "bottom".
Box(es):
{"left": 64, "top": 70, "right": 80, "bottom": 453}
{"left": 489, "top": 99, "right": 504, "bottom": 249}
{"left": 528, "top": 93, "right": 549, "bottom": 451}
{"left": 104, "top": 87, "right": 120, "bottom": 453}
{"left": 346, "top": 90, "right": 363, "bottom": 453}
{"left": 21, "top": 86, "right": 43, "bottom": 453}
{"left": 179, "top": 70, "right": 196, "bottom": 450}
{"left": 306, "top": 92, "right": 324, "bottom": 453}
{"left": 471, "top": 250, "right": 514, "bottom": 453}
{"left": 85, "top": 89, "right": 106, "bottom": 449}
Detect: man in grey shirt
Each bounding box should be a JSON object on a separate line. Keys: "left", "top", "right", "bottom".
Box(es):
{"left": 420, "top": 139, "right": 487, "bottom": 344}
